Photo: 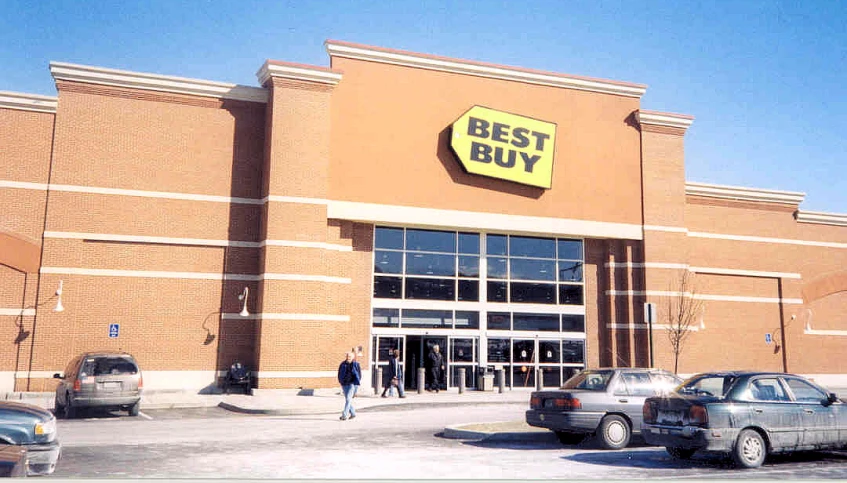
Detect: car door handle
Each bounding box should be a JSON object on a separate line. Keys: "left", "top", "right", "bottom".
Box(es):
{"left": 753, "top": 408, "right": 764, "bottom": 413}
{"left": 804, "top": 409, "right": 815, "bottom": 414}
{"left": 618, "top": 399, "right": 628, "bottom": 403}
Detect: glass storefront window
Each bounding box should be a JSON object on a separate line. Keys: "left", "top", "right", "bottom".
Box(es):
{"left": 401, "top": 309, "right": 452, "bottom": 328}
{"left": 455, "top": 311, "right": 479, "bottom": 329}
{"left": 513, "top": 365, "right": 535, "bottom": 388}
{"left": 405, "top": 278, "right": 455, "bottom": 300}
{"left": 513, "top": 340, "right": 534, "bottom": 363}
{"left": 559, "top": 284, "right": 584, "bottom": 305}
{"left": 406, "top": 229, "right": 455, "bottom": 253}
{"left": 372, "top": 308, "right": 399, "bottom": 327}
{"left": 563, "top": 340, "right": 585, "bottom": 363}
{"left": 450, "top": 338, "right": 474, "bottom": 362}
{"left": 513, "top": 313, "right": 559, "bottom": 331}
{"left": 457, "top": 280, "right": 479, "bottom": 301}
{"left": 375, "top": 227, "right": 404, "bottom": 250}
{"left": 558, "top": 260, "right": 583, "bottom": 282}
{"left": 539, "top": 340, "right": 561, "bottom": 362}
{"left": 541, "top": 366, "right": 561, "bottom": 387}
{"left": 458, "top": 256, "right": 479, "bottom": 277}
{"left": 458, "top": 232, "right": 480, "bottom": 254}
{"left": 510, "top": 258, "right": 556, "bottom": 281}
{"left": 374, "top": 250, "right": 403, "bottom": 274}
{"left": 487, "top": 257, "right": 508, "bottom": 279}
{"left": 486, "top": 234, "right": 507, "bottom": 256}
{"left": 511, "top": 282, "right": 556, "bottom": 304}
{"left": 373, "top": 276, "right": 401, "bottom": 298}
{"left": 487, "top": 312, "right": 510, "bottom": 330}
{"left": 406, "top": 253, "right": 455, "bottom": 276}
{"left": 562, "top": 314, "right": 585, "bottom": 332}
{"left": 487, "top": 338, "right": 511, "bottom": 362}
{"left": 557, "top": 239, "right": 583, "bottom": 260}
{"left": 510, "top": 236, "right": 555, "bottom": 258}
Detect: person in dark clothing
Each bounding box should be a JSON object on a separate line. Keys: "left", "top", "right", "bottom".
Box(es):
{"left": 381, "top": 349, "right": 406, "bottom": 398}
{"left": 427, "top": 344, "right": 444, "bottom": 392}
{"left": 337, "top": 351, "right": 361, "bottom": 420}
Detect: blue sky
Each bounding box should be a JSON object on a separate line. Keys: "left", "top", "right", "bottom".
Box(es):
{"left": 2, "top": 0, "right": 844, "bottom": 214}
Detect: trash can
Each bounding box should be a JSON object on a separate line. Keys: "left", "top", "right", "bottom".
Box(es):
{"left": 477, "top": 366, "right": 495, "bottom": 391}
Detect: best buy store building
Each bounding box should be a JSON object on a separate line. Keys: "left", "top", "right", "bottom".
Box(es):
{"left": 2, "top": 40, "right": 845, "bottom": 394}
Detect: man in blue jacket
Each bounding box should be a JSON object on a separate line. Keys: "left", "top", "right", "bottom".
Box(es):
{"left": 381, "top": 349, "right": 406, "bottom": 398}
{"left": 337, "top": 351, "right": 362, "bottom": 420}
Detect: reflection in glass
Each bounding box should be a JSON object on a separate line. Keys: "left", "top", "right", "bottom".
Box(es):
{"left": 563, "top": 340, "right": 585, "bottom": 363}
{"left": 406, "top": 229, "right": 455, "bottom": 253}
{"left": 510, "top": 258, "right": 556, "bottom": 281}
{"left": 510, "top": 236, "right": 555, "bottom": 258}
{"left": 562, "top": 315, "right": 585, "bottom": 332}
{"left": 375, "top": 227, "right": 403, "bottom": 249}
{"left": 405, "top": 278, "right": 455, "bottom": 300}
{"left": 406, "top": 253, "right": 455, "bottom": 276}
{"left": 487, "top": 312, "right": 510, "bottom": 330}
{"left": 487, "top": 338, "right": 511, "bottom": 362}
{"left": 558, "top": 260, "right": 583, "bottom": 282}
{"left": 457, "top": 280, "right": 479, "bottom": 301}
{"left": 458, "top": 233, "right": 480, "bottom": 254}
{"left": 455, "top": 311, "right": 479, "bottom": 329}
{"left": 378, "top": 337, "right": 403, "bottom": 362}
{"left": 374, "top": 250, "right": 402, "bottom": 274}
{"left": 513, "top": 340, "right": 534, "bottom": 363}
{"left": 539, "top": 340, "right": 561, "bottom": 362}
{"left": 542, "top": 366, "right": 561, "bottom": 388}
{"left": 451, "top": 338, "right": 474, "bottom": 362}
{"left": 559, "top": 284, "right": 584, "bottom": 305}
{"left": 401, "top": 309, "right": 452, "bottom": 328}
{"left": 372, "top": 308, "right": 399, "bottom": 327}
{"left": 514, "top": 313, "right": 559, "bottom": 331}
{"left": 458, "top": 256, "right": 479, "bottom": 277}
{"left": 486, "top": 234, "right": 507, "bottom": 255}
{"left": 487, "top": 281, "right": 507, "bottom": 302}
{"left": 487, "top": 257, "right": 507, "bottom": 279}
{"left": 513, "top": 365, "right": 535, "bottom": 388}
{"left": 511, "top": 282, "right": 556, "bottom": 304}
{"left": 373, "top": 276, "right": 402, "bottom": 298}
{"left": 557, "top": 239, "right": 583, "bottom": 260}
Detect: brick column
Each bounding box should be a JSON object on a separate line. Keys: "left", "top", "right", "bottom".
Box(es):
{"left": 636, "top": 110, "right": 694, "bottom": 369}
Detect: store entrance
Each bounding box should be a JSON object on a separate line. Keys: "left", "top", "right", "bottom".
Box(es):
{"left": 406, "top": 336, "right": 447, "bottom": 390}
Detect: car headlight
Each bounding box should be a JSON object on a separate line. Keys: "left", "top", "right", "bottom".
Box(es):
{"left": 35, "top": 417, "right": 57, "bottom": 437}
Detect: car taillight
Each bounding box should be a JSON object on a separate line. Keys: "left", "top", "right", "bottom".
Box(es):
{"left": 553, "top": 397, "right": 581, "bottom": 410}
{"left": 643, "top": 400, "right": 657, "bottom": 423}
{"left": 530, "top": 396, "right": 541, "bottom": 409}
{"left": 73, "top": 379, "right": 81, "bottom": 391}
{"left": 138, "top": 375, "right": 143, "bottom": 389}
{"left": 689, "top": 404, "right": 708, "bottom": 426}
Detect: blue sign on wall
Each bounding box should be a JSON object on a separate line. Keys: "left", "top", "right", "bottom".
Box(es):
{"left": 109, "top": 323, "right": 120, "bottom": 338}
{"left": 765, "top": 333, "right": 772, "bottom": 344}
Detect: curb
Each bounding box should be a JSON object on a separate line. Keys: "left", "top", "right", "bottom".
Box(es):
{"left": 443, "top": 422, "right": 555, "bottom": 442}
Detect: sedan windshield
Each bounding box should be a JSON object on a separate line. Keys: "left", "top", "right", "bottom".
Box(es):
{"left": 562, "top": 370, "right": 614, "bottom": 391}
{"left": 679, "top": 374, "right": 737, "bottom": 398}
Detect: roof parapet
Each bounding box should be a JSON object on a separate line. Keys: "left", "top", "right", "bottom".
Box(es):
{"left": 686, "top": 181, "right": 805, "bottom": 206}
{"left": 0, "top": 91, "right": 58, "bottom": 113}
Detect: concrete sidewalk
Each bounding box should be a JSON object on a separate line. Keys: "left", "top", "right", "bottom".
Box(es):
{"left": 1, "top": 386, "right": 534, "bottom": 416}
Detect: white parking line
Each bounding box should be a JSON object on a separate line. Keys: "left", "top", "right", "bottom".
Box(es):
{"left": 138, "top": 411, "right": 153, "bottom": 420}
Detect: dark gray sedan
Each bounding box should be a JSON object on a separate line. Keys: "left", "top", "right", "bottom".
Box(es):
{"left": 642, "top": 371, "right": 846, "bottom": 468}
{"left": 526, "top": 368, "right": 681, "bottom": 449}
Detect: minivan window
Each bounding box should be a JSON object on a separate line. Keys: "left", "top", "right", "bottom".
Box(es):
{"left": 81, "top": 357, "right": 138, "bottom": 376}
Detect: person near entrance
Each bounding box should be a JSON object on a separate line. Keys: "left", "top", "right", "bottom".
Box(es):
{"left": 426, "top": 344, "right": 445, "bottom": 392}
{"left": 381, "top": 349, "right": 406, "bottom": 398}
{"left": 337, "top": 351, "right": 361, "bottom": 420}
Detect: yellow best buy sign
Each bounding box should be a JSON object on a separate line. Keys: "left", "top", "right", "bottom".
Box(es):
{"left": 450, "top": 106, "right": 556, "bottom": 189}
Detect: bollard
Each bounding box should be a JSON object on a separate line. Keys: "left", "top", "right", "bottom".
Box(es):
{"left": 417, "top": 367, "right": 426, "bottom": 394}
{"left": 496, "top": 368, "right": 505, "bottom": 393}
{"left": 458, "top": 368, "right": 465, "bottom": 394}
{"left": 375, "top": 367, "right": 383, "bottom": 395}
{"left": 536, "top": 368, "right": 544, "bottom": 391}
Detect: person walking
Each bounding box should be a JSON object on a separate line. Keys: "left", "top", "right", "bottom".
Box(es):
{"left": 337, "top": 351, "right": 361, "bottom": 420}
{"left": 381, "top": 349, "right": 406, "bottom": 398}
{"left": 427, "top": 344, "right": 445, "bottom": 392}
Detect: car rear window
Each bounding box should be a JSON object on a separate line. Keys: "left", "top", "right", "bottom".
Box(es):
{"left": 80, "top": 357, "right": 138, "bottom": 376}
{"left": 562, "top": 370, "right": 614, "bottom": 390}
{"left": 679, "top": 375, "right": 736, "bottom": 397}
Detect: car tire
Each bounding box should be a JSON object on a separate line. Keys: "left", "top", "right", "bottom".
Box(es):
{"left": 596, "top": 415, "right": 630, "bottom": 450}
{"left": 128, "top": 400, "right": 140, "bottom": 417}
{"left": 54, "top": 395, "right": 65, "bottom": 417}
{"left": 666, "top": 447, "right": 697, "bottom": 460}
{"left": 63, "top": 393, "right": 76, "bottom": 419}
{"left": 732, "top": 429, "right": 767, "bottom": 468}
{"left": 555, "top": 431, "right": 586, "bottom": 445}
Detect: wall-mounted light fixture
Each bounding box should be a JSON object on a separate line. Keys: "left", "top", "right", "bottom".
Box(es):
{"left": 238, "top": 287, "right": 249, "bottom": 317}
{"left": 54, "top": 280, "right": 64, "bottom": 312}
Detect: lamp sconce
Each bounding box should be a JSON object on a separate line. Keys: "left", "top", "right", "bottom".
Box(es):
{"left": 238, "top": 287, "right": 249, "bottom": 317}
{"left": 54, "top": 280, "right": 64, "bottom": 313}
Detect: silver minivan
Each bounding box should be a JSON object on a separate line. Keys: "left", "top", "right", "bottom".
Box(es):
{"left": 53, "top": 352, "right": 143, "bottom": 418}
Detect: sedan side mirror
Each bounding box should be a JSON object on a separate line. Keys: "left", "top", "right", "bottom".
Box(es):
{"left": 823, "top": 392, "right": 839, "bottom": 406}
{"left": 53, "top": 373, "right": 61, "bottom": 379}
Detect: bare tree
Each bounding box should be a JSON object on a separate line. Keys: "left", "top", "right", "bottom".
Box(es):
{"left": 666, "top": 270, "right": 704, "bottom": 374}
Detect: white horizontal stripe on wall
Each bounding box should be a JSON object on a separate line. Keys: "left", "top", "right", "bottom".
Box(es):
{"left": 607, "top": 323, "right": 699, "bottom": 332}
{"left": 222, "top": 313, "right": 350, "bottom": 322}
{"left": 43, "top": 231, "right": 353, "bottom": 251}
{"left": 40, "top": 267, "right": 351, "bottom": 284}
{"left": 0, "top": 308, "right": 35, "bottom": 316}
{"left": 605, "top": 262, "right": 689, "bottom": 269}
{"left": 327, "top": 200, "right": 644, "bottom": 240}
{"left": 606, "top": 290, "right": 803, "bottom": 304}
{"left": 689, "top": 231, "right": 847, "bottom": 249}
{"left": 373, "top": 300, "right": 586, "bottom": 315}
{"left": 256, "top": 371, "right": 337, "bottom": 378}
{"left": 604, "top": 262, "right": 801, "bottom": 279}
{"left": 804, "top": 329, "right": 847, "bottom": 337}
{"left": 643, "top": 225, "right": 689, "bottom": 233}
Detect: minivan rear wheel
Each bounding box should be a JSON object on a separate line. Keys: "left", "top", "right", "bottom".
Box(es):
{"left": 54, "top": 395, "right": 65, "bottom": 417}
{"left": 128, "top": 400, "right": 140, "bottom": 416}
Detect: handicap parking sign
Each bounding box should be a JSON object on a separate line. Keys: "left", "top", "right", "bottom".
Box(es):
{"left": 109, "top": 323, "right": 120, "bottom": 338}
{"left": 765, "top": 333, "right": 772, "bottom": 344}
